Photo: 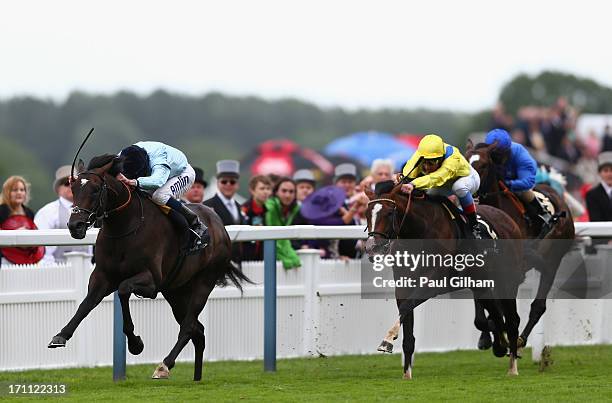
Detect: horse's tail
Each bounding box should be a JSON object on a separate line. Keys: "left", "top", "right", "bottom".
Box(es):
{"left": 217, "top": 259, "right": 254, "bottom": 294}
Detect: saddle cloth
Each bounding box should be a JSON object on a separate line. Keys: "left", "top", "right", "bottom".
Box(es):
{"left": 435, "top": 197, "right": 497, "bottom": 240}
{"left": 533, "top": 190, "right": 555, "bottom": 216}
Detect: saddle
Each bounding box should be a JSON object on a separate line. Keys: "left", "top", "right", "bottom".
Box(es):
{"left": 427, "top": 195, "right": 498, "bottom": 240}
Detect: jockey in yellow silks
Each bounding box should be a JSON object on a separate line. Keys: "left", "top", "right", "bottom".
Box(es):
{"left": 400, "top": 134, "right": 482, "bottom": 238}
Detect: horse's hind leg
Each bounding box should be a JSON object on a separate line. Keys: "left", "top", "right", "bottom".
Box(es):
{"left": 48, "top": 270, "right": 114, "bottom": 348}
{"left": 159, "top": 278, "right": 214, "bottom": 381}
{"left": 377, "top": 318, "right": 400, "bottom": 353}
{"left": 118, "top": 271, "right": 157, "bottom": 355}
{"left": 519, "top": 261, "right": 557, "bottom": 347}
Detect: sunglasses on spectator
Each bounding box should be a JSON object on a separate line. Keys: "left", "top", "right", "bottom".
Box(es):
{"left": 220, "top": 179, "right": 237, "bottom": 185}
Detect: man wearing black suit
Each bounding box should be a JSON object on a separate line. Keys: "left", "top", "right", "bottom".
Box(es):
{"left": 204, "top": 160, "right": 246, "bottom": 262}
{"left": 585, "top": 151, "right": 612, "bottom": 222}
{"left": 204, "top": 160, "right": 246, "bottom": 226}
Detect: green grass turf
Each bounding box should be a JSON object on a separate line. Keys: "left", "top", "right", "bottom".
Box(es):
{"left": 1, "top": 345, "right": 611, "bottom": 402}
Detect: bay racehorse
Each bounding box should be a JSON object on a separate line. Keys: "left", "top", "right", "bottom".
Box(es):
{"left": 465, "top": 140, "right": 575, "bottom": 349}
{"left": 364, "top": 181, "right": 524, "bottom": 378}
{"left": 47, "top": 155, "right": 251, "bottom": 381}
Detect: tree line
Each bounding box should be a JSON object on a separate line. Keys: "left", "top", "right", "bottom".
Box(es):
{"left": 1, "top": 70, "right": 610, "bottom": 209}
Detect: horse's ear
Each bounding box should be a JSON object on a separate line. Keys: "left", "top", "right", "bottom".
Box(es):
{"left": 364, "top": 186, "right": 374, "bottom": 200}
{"left": 465, "top": 138, "right": 474, "bottom": 153}
{"left": 77, "top": 159, "right": 85, "bottom": 174}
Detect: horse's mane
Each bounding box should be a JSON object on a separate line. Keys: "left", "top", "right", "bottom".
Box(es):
{"left": 474, "top": 142, "right": 490, "bottom": 150}
{"left": 87, "top": 154, "right": 124, "bottom": 176}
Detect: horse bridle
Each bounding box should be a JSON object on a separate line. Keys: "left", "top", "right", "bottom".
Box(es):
{"left": 71, "top": 171, "right": 133, "bottom": 228}
{"left": 366, "top": 192, "right": 414, "bottom": 240}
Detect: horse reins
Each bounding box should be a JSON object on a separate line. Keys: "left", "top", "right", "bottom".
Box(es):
{"left": 71, "top": 171, "right": 144, "bottom": 237}
{"left": 367, "top": 191, "right": 414, "bottom": 240}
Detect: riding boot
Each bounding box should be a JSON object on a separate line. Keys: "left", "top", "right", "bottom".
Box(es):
{"left": 166, "top": 198, "right": 209, "bottom": 250}
{"left": 466, "top": 211, "right": 482, "bottom": 239}
{"left": 459, "top": 193, "right": 481, "bottom": 239}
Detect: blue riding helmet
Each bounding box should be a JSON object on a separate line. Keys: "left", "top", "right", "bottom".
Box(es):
{"left": 485, "top": 129, "right": 512, "bottom": 151}
{"left": 119, "top": 145, "right": 151, "bottom": 179}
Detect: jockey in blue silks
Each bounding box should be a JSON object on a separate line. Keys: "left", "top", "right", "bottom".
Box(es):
{"left": 117, "top": 141, "right": 209, "bottom": 250}
{"left": 484, "top": 129, "right": 552, "bottom": 228}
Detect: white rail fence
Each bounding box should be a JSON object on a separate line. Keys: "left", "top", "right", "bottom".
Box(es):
{"left": 1, "top": 225, "right": 611, "bottom": 371}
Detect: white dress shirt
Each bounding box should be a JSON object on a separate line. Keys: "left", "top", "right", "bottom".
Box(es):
{"left": 34, "top": 197, "right": 91, "bottom": 263}
{"left": 217, "top": 192, "right": 239, "bottom": 222}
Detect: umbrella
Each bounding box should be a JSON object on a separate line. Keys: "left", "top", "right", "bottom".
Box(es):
{"left": 243, "top": 139, "right": 335, "bottom": 178}
{"left": 324, "top": 131, "right": 414, "bottom": 168}
{"left": 396, "top": 133, "right": 424, "bottom": 149}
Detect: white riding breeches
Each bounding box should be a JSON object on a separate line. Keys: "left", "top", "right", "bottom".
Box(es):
{"left": 151, "top": 164, "right": 196, "bottom": 205}
{"left": 426, "top": 166, "right": 480, "bottom": 198}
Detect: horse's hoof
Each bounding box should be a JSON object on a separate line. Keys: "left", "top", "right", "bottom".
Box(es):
{"left": 403, "top": 369, "right": 412, "bottom": 380}
{"left": 128, "top": 336, "right": 144, "bottom": 355}
{"left": 517, "top": 336, "right": 526, "bottom": 348}
{"left": 492, "top": 341, "right": 508, "bottom": 358}
{"left": 377, "top": 340, "right": 393, "bottom": 353}
{"left": 478, "top": 333, "right": 492, "bottom": 350}
{"left": 507, "top": 369, "right": 519, "bottom": 376}
{"left": 48, "top": 335, "right": 67, "bottom": 348}
{"left": 152, "top": 362, "right": 170, "bottom": 379}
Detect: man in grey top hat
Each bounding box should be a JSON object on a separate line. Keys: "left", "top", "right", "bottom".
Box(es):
{"left": 293, "top": 169, "right": 316, "bottom": 203}
{"left": 34, "top": 165, "right": 91, "bottom": 263}
{"left": 586, "top": 151, "right": 612, "bottom": 222}
{"left": 204, "top": 160, "right": 246, "bottom": 226}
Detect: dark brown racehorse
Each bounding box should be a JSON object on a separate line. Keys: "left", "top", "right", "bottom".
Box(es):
{"left": 364, "top": 182, "right": 524, "bottom": 378}
{"left": 465, "top": 141, "right": 575, "bottom": 349}
{"left": 47, "top": 155, "right": 250, "bottom": 381}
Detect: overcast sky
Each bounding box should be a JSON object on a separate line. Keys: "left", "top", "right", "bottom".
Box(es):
{"left": 1, "top": 0, "right": 610, "bottom": 111}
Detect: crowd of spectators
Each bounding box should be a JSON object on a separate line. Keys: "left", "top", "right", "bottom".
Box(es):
{"left": 2, "top": 97, "right": 612, "bottom": 268}
{"left": 488, "top": 98, "right": 612, "bottom": 223}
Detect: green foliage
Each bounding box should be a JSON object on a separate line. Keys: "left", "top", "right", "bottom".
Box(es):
{"left": 2, "top": 69, "right": 612, "bottom": 210}
{"left": 499, "top": 70, "right": 612, "bottom": 114}
{"left": 2, "top": 346, "right": 611, "bottom": 401}
{"left": 0, "top": 134, "right": 54, "bottom": 210}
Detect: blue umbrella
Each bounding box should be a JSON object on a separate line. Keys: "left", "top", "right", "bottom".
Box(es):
{"left": 324, "top": 131, "right": 415, "bottom": 168}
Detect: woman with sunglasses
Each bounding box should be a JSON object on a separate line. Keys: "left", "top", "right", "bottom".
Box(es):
{"left": 398, "top": 134, "right": 481, "bottom": 238}
{"left": 264, "top": 177, "right": 302, "bottom": 269}
{"left": 0, "top": 176, "right": 44, "bottom": 266}
{"left": 117, "top": 142, "right": 208, "bottom": 251}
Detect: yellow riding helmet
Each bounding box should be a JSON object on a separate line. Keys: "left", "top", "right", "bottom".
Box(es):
{"left": 417, "top": 134, "right": 445, "bottom": 159}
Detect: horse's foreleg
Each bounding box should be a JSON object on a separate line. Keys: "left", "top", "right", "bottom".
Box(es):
{"left": 397, "top": 298, "right": 427, "bottom": 379}
{"left": 192, "top": 321, "right": 205, "bottom": 381}
{"left": 473, "top": 299, "right": 492, "bottom": 350}
{"left": 401, "top": 310, "right": 415, "bottom": 380}
{"left": 377, "top": 318, "right": 400, "bottom": 353}
{"left": 118, "top": 271, "right": 157, "bottom": 355}
{"left": 477, "top": 298, "right": 508, "bottom": 358}
{"left": 48, "top": 270, "right": 114, "bottom": 348}
{"left": 501, "top": 298, "right": 520, "bottom": 376}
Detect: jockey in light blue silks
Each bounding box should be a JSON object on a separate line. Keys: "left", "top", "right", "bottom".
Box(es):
{"left": 484, "top": 129, "right": 552, "bottom": 228}
{"left": 117, "top": 141, "right": 209, "bottom": 250}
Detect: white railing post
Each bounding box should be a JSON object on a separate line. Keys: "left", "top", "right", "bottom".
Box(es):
{"left": 64, "top": 252, "right": 94, "bottom": 367}
{"left": 297, "top": 249, "right": 321, "bottom": 357}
